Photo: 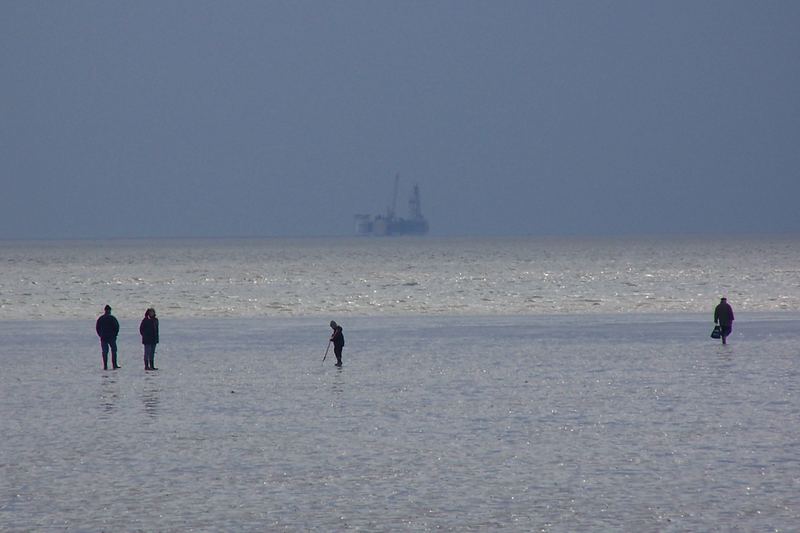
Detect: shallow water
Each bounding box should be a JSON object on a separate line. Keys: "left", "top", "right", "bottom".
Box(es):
{"left": 1, "top": 314, "right": 798, "bottom": 531}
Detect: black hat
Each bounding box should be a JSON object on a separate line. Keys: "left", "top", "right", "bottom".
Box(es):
{"left": 104, "top": 305, "right": 112, "bottom": 311}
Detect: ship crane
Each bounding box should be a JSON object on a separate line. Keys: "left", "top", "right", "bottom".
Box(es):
{"left": 409, "top": 183, "right": 423, "bottom": 221}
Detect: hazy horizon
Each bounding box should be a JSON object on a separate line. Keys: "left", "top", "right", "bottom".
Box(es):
{"left": 2, "top": 1, "right": 798, "bottom": 240}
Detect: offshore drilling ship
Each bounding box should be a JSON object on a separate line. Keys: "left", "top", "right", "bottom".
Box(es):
{"left": 355, "top": 175, "right": 429, "bottom": 236}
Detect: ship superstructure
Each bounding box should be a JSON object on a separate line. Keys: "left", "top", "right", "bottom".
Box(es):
{"left": 355, "top": 175, "right": 429, "bottom": 236}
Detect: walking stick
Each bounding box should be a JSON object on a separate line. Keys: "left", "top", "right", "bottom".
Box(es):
{"left": 322, "top": 340, "right": 331, "bottom": 362}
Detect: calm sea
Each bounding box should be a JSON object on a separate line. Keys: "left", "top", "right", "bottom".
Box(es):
{"left": 1, "top": 235, "right": 798, "bottom": 320}
{"left": 1, "top": 236, "right": 798, "bottom": 531}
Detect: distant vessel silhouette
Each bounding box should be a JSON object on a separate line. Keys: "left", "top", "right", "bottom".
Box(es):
{"left": 355, "top": 175, "right": 429, "bottom": 236}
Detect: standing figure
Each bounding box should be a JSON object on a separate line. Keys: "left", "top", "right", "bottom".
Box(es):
{"left": 329, "top": 320, "right": 345, "bottom": 367}
{"left": 96, "top": 305, "right": 121, "bottom": 370}
{"left": 140, "top": 308, "right": 160, "bottom": 370}
{"left": 714, "top": 297, "right": 735, "bottom": 345}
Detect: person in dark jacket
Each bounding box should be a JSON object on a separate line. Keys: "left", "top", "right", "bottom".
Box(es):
{"left": 329, "top": 320, "right": 345, "bottom": 367}
{"left": 714, "top": 297, "right": 735, "bottom": 345}
{"left": 139, "top": 308, "right": 160, "bottom": 370}
{"left": 96, "top": 304, "right": 120, "bottom": 370}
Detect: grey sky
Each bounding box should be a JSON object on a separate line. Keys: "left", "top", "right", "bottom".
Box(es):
{"left": 2, "top": 1, "right": 798, "bottom": 239}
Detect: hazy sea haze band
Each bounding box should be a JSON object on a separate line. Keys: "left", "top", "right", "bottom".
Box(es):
{"left": 0, "top": 235, "right": 798, "bottom": 320}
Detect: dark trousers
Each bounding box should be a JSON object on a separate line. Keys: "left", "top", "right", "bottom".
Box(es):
{"left": 334, "top": 345, "right": 343, "bottom": 365}
{"left": 100, "top": 339, "right": 118, "bottom": 369}
{"left": 144, "top": 344, "right": 157, "bottom": 369}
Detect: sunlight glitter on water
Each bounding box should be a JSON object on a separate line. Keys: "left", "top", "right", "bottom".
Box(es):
{"left": 0, "top": 236, "right": 798, "bottom": 320}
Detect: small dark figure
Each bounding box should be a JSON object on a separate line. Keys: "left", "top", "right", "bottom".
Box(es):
{"left": 714, "top": 297, "right": 735, "bottom": 345}
{"left": 96, "top": 305, "right": 120, "bottom": 370}
{"left": 329, "top": 320, "right": 345, "bottom": 367}
{"left": 139, "top": 308, "right": 160, "bottom": 370}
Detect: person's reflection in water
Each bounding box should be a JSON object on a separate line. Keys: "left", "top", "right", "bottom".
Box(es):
{"left": 142, "top": 377, "right": 161, "bottom": 418}
{"left": 331, "top": 369, "right": 345, "bottom": 396}
{"left": 99, "top": 373, "right": 119, "bottom": 418}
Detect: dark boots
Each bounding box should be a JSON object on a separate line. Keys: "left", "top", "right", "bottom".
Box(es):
{"left": 144, "top": 350, "right": 157, "bottom": 370}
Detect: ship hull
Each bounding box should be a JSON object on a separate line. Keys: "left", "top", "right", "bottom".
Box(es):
{"left": 355, "top": 216, "right": 429, "bottom": 236}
